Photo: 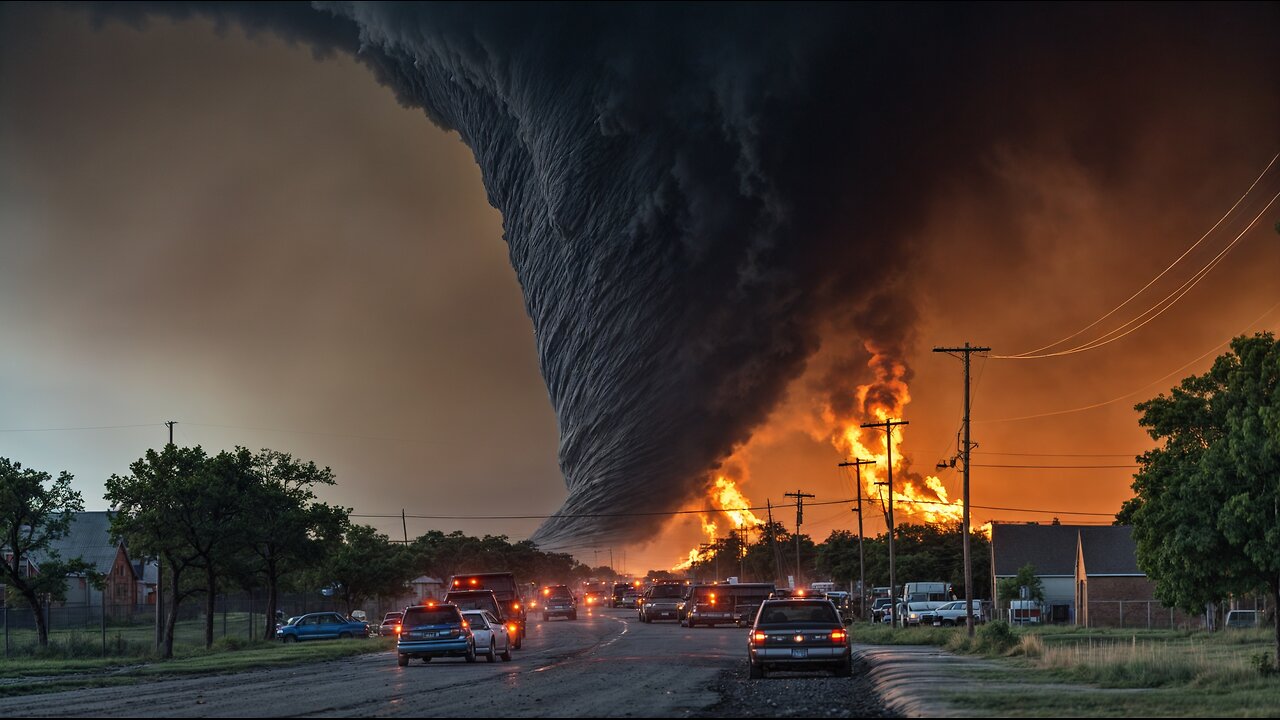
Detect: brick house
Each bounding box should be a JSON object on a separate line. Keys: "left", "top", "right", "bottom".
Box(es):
{"left": 992, "top": 522, "right": 1198, "bottom": 629}
{"left": 28, "top": 511, "right": 138, "bottom": 613}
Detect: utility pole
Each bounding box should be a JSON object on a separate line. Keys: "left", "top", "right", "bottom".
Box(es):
{"left": 839, "top": 458, "right": 876, "bottom": 621}
{"left": 933, "top": 342, "right": 989, "bottom": 638}
{"left": 861, "top": 418, "right": 908, "bottom": 629}
{"left": 766, "top": 501, "right": 783, "bottom": 586}
{"left": 401, "top": 509, "right": 409, "bottom": 545}
{"left": 737, "top": 528, "right": 747, "bottom": 581}
{"left": 783, "top": 490, "right": 815, "bottom": 589}
{"left": 156, "top": 421, "right": 177, "bottom": 649}
{"left": 699, "top": 543, "right": 716, "bottom": 582}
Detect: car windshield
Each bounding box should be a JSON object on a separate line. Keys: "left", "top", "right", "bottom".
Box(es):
{"left": 462, "top": 613, "right": 490, "bottom": 629}
{"left": 755, "top": 602, "right": 840, "bottom": 626}
{"left": 382, "top": 613, "right": 402, "bottom": 623}
{"left": 451, "top": 597, "right": 498, "bottom": 612}
{"left": 547, "top": 588, "right": 572, "bottom": 599}
{"left": 402, "top": 608, "right": 460, "bottom": 627}
{"left": 650, "top": 585, "right": 683, "bottom": 599}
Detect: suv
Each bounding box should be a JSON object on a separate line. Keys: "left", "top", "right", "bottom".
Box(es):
{"left": 611, "top": 583, "right": 632, "bottom": 608}
{"left": 395, "top": 604, "right": 476, "bottom": 666}
{"left": 541, "top": 585, "right": 577, "bottom": 621}
{"left": 870, "top": 597, "right": 893, "bottom": 623}
{"left": 747, "top": 598, "right": 852, "bottom": 679}
{"left": 639, "top": 583, "right": 684, "bottom": 622}
{"left": 682, "top": 585, "right": 734, "bottom": 628}
{"left": 448, "top": 572, "right": 527, "bottom": 648}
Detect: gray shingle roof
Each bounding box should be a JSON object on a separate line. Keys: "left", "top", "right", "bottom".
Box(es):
{"left": 991, "top": 523, "right": 1143, "bottom": 578}
{"left": 990, "top": 523, "right": 1082, "bottom": 576}
{"left": 32, "top": 511, "right": 125, "bottom": 575}
{"left": 1077, "top": 525, "right": 1142, "bottom": 575}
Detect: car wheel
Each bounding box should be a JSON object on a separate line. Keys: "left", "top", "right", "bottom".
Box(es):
{"left": 513, "top": 634, "right": 522, "bottom": 650}
{"left": 397, "top": 653, "right": 409, "bottom": 667}
{"left": 486, "top": 640, "right": 496, "bottom": 662}
{"left": 500, "top": 643, "right": 513, "bottom": 662}
{"left": 338, "top": 632, "right": 351, "bottom": 639}
{"left": 542, "top": 614, "right": 549, "bottom": 622}
{"left": 281, "top": 634, "right": 296, "bottom": 644}
{"left": 569, "top": 613, "right": 577, "bottom": 621}
{"left": 465, "top": 641, "right": 477, "bottom": 663}
{"left": 749, "top": 662, "right": 764, "bottom": 680}
{"left": 942, "top": 619, "right": 954, "bottom": 627}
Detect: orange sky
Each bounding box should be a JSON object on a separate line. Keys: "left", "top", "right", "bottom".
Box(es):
{"left": 1, "top": 6, "right": 1276, "bottom": 576}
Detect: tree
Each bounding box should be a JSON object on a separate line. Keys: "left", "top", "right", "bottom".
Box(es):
{"left": 242, "top": 450, "right": 348, "bottom": 640}
{"left": 325, "top": 525, "right": 414, "bottom": 613}
{"left": 0, "top": 458, "right": 92, "bottom": 646}
{"left": 996, "top": 563, "right": 1045, "bottom": 605}
{"left": 1119, "top": 332, "right": 1280, "bottom": 665}
{"left": 107, "top": 444, "right": 215, "bottom": 657}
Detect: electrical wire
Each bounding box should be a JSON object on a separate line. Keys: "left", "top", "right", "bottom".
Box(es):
{"left": 1000, "top": 153, "right": 1279, "bottom": 358}
{"left": 978, "top": 297, "right": 1280, "bottom": 423}
{"left": 0, "top": 423, "right": 158, "bottom": 433}
{"left": 993, "top": 187, "right": 1280, "bottom": 359}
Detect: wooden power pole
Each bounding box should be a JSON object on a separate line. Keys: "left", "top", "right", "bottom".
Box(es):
{"left": 838, "top": 458, "right": 876, "bottom": 621}
{"left": 860, "top": 418, "right": 908, "bottom": 629}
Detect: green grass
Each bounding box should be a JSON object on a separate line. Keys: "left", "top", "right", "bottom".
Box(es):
{"left": 0, "top": 637, "right": 393, "bottom": 697}
{"left": 871, "top": 624, "right": 1280, "bottom": 717}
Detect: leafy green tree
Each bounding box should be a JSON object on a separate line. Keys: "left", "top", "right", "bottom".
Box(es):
{"left": 242, "top": 450, "right": 348, "bottom": 640}
{"left": 1119, "top": 332, "right": 1280, "bottom": 664}
{"left": 106, "top": 444, "right": 210, "bottom": 657}
{"left": 0, "top": 458, "right": 93, "bottom": 646}
{"left": 325, "top": 525, "right": 414, "bottom": 614}
{"left": 996, "top": 563, "right": 1045, "bottom": 604}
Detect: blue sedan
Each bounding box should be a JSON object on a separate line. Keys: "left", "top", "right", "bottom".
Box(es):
{"left": 277, "top": 612, "right": 369, "bottom": 642}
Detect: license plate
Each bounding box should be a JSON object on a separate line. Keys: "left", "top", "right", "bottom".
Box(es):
{"left": 791, "top": 648, "right": 808, "bottom": 659}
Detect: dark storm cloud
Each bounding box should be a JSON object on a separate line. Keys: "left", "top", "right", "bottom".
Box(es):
{"left": 80, "top": 2, "right": 1279, "bottom": 548}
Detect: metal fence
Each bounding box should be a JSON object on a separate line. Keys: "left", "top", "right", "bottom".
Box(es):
{"left": 0, "top": 591, "right": 413, "bottom": 658}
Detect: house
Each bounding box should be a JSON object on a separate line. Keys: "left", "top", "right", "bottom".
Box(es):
{"left": 991, "top": 521, "right": 1196, "bottom": 629}
{"left": 410, "top": 576, "right": 445, "bottom": 602}
{"left": 989, "top": 522, "right": 1081, "bottom": 623}
{"left": 27, "top": 511, "right": 138, "bottom": 612}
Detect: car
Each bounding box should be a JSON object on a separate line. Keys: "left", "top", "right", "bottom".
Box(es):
{"left": 639, "top": 583, "right": 684, "bottom": 622}
{"left": 583, "top": 590, "right": 607, "bottom": 608}
{"left": 396, "top": 603, "right": 476, "bottom": 666}
{"left": 747, "top": 598, "right": 852, "bottom": 679}
{"left": 379, "top": 611, "right": 404, "bottom": 637}
{"left": 448, "top": 573, "right": 528, "bottom": 649}
{"left": 729, "top": 583, "right": 777, "bottom": 627}
{"left": 931, "top": 600, "right": 984, "bottom": 627}
{"left": 462, "top": 609, "right": 514, "bottom": 662}
{"left": 619, "top": 589, "right": 642, "bottom": 609}
{"left": 870, "top": 597, "right": 893, "bottom": 623}
{"left": 1225, "top": 610, "right": 1261, "bottom": 629}
{"left": 444, "top": 588, "right": 522, "bottom": 649}
{"left": 611, "top": 583, "right": 632, "bottom": 608}
{"left": 276, "top": 612, "right": 368, "bottom": 643}
{"left": 683, "top": 585, "right": 734, "bottom": 627}
{"left": 901, "top": 601, "right": 941, "bottom": 627}
{"left": 541, "top": 585, "right": 577, "bottom": 620}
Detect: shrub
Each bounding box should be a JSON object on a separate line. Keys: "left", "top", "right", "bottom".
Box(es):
{"left": 974, "top": 620, "right": 1018, "bottom": 654}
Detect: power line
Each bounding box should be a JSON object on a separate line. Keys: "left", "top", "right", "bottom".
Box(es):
{"left": 971, "top": 463, "right": 1137, "bottom": 469}
{"left": 975, "top": 451, "right": 1137, "bottom": 458}
{"left": 999, "top": 153, "right": 1279, "bottom": 358}
{"left": 0, "top": 423, "right": 158, "bottom": 433}
{"left": 979, "top": 297, "right": 1280, "bottom": 423}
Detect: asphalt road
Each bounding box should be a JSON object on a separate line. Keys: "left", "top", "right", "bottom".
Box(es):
{"left": 1, "top": 607, "right": 856, "bottom": 717}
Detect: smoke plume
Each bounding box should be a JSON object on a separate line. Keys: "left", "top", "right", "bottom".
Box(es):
{"left": 81, "top": 2, "right": 1279, "bottom": 548}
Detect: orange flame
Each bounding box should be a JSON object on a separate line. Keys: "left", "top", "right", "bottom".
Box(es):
{"left": 673, "top": 476, "right": 763, "bottom": 570}
{"left": 833, "top": 343, "right": 968, "bottom": 527}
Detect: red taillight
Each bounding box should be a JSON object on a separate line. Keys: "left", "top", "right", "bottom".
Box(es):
{"left": 512, "top": 603, "right": 520, "bottom": 611}
{"left": 752, "top": 631, "right": 767, "bottom": 644}
{"left": 831, "top": 629, "right": 847, "bottom": 643}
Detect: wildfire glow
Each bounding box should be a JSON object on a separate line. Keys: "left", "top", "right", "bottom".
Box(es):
{"left": 834, "top": 343, "right": 976, "bottom": 530}
{"left": 673, "top": 475, "right": 763, "bottom": 570}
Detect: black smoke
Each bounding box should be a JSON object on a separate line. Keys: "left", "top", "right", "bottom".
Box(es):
{"left": 79, "top": 2, "right": 1279, "bottom": 549}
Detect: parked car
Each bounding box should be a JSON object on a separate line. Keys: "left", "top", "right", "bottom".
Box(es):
{"left": 1225, "top": 610, "right": 1261, "bottom": 629}
{"left": 639, "top": 583, "right": 685, "bottom": 623}
{"left": 870, "top": 597, "right": 893, "bottom": 623}
{"left": 931, "top": 600, "right": 984, "bottom": 627}
{"left": 461, "top": 609, "right": 514, "bottom": 662}
{"left": 747, "top": 598, "right": 852, "bottom": 679}
{"left": 541, "top": 585, "right": 578, "bottom": 621}
{"left": 396, "top": 604, "right": 476, "bottom": 666}
{"left": 900, "top": 601, "right": 940, "bottom": 627}
{"left": 277, "top": 612, "right": 368, "bottom": 642}
{"left": 379, "top": 611, "right": 404, "bottom": 637}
